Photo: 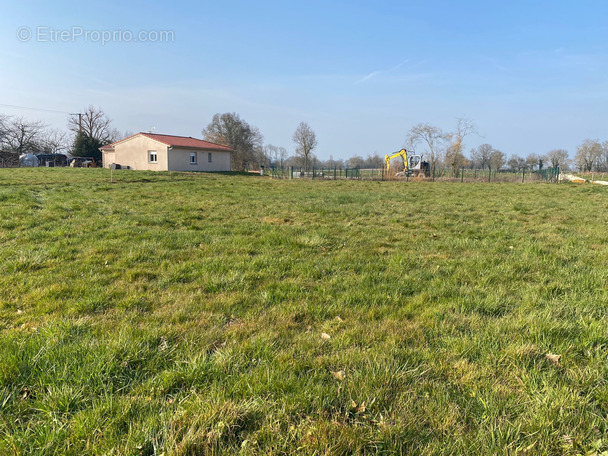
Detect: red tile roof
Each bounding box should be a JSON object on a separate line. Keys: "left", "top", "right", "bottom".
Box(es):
{"left": 100, "top": 133, "right": 234, "bottom": 152}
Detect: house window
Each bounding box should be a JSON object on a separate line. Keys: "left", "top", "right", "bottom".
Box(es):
{"left": 190, "top": 152, "right": 197, "bottom": 165}
{"left": 208, "top": 152, "right": 212, "bottom": 163}
{"left": 148, "top": 150, "right": 157, "bottom": 163}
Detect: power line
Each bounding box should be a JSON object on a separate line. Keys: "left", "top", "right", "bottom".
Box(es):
{"left": 0, "top": 103, "right": 70, "bottom": 115}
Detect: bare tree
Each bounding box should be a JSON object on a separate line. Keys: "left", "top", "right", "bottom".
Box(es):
{"left": 444, "top": 143, "right": 470, "bottom": 175}
{"left": 325, "top": 155, "right": 344, "bottom": 169}
{"left": 574, "top": 140, "right": 601, "bottom": 172}
{"left": 40, "top": 129, "right": 70, "bottom": 154}
{"left": 489, "top": 149, "right": 506, "bottom": 170}
{"left": 346, "top": 155, "right": 365, "bottom": 169}
{"left": 68, "top": 106, "right": 119, "bottom": 144}
{"left": 265, "top": 144, "right": 279, "bottom": 167}
{"left": 470, "top": 144, "right": 493, "bottom": 169}
{"left": 203, "top": 112, "right": 263, "bottom": 171}
{"left": 263, "top": 145, "right": 289, "bottom": 169}
{"left": 406, "top": 123, "right": 448, "bottom": 175}
{"left": 292, "top": 122, "right": 317, "bottom": 172}
{"left": 0, "top": 115, "right": 10, "bottom": 150}
{"left": 444, "top": 117, "right": 477, "bottom": 176}
{"left": 525, "top": 153, "right": 540, "bottom": 170}
{"left": 507, "top": 155, "right": 526, "bottom": 171}
{"left": 546, "top": 149, "right": 569, "bottom": 169}
{"left": 3, "top": 117, "right": 47, "bottom": 155}
{"left": 278, "top": 146, "right": 288, "bottom": 168}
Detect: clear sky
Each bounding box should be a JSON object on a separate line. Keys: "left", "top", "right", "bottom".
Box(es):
{"left": 1, "top": 0, "right": 607, "bottom": 160}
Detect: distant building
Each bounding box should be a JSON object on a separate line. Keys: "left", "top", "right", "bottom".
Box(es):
{"left": 99, "top": 132, "right": 233, "bottom": 172}
{"left": 36, "top": 154, "right": 68, "bottom": 167}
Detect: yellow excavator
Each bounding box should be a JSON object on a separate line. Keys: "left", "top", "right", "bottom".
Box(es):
{"left": 385, "top": 149, "right": 430, "bottom": 177}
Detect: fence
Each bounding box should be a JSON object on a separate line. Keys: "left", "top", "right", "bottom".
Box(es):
{"left": 269, "top": 166, "right": 560, "bottom": 183}
{"left": 271, "top": 167, "right": 362, "bottom": 180}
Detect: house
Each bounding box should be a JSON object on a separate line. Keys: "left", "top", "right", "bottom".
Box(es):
{"left": 99, "top": 132, "right": 234, "bottom": 171}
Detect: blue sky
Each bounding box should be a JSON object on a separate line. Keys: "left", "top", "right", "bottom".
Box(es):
{"left": 1, "top": 0, "right": 608, "bottom": 160}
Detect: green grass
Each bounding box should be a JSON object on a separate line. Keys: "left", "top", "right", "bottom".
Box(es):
{"left": 1, "top": 168, "right": 608, "bottom": 455}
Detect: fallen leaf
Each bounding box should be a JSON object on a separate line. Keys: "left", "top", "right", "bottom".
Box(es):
{"left": 545, "top": 353, "right": 561, "bottom": 365}
{"left": 331, "top": 370, "right": 345, "bottom": 381}
{"left": 335, "top": 316, "right": 343, "bottom": 322}
{"left": 321, "top": 332, "right": 331, "bottom": 340}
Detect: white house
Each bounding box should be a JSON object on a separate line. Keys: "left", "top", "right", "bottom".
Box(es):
{"left": 100, "top": 132, "right": 234, "bottom": 171}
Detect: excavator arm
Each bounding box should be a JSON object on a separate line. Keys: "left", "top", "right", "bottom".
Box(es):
{"left": 385, "top": 149, "right": 408, "bottom": 173}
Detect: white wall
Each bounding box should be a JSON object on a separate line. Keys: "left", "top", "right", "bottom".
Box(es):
{"left": 106, "top": 135, "right": 169, "bottom": 170}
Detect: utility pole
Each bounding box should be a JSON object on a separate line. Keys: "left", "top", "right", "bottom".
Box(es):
{"left": 69, "top": 113, "right": 83, "bottom": 132}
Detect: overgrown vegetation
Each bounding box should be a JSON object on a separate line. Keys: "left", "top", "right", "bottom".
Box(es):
{"left": 1, "top": 168, "right": 608, "bottom": 455}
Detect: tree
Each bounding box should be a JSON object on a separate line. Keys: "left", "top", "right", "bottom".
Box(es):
{"left": 0, "top": 115, "right": 10, "bottom": 150}
{"left": 365, "top": 153, "right": 384, "bottom": 169}
{"left": 264, "top": 144, "right": 279, "bottom": 167}
{"left": 444, "top": 143, "right": 470, "bottom": 175}
{"left": 71, "top": 130, "right": 104, "bottom": 162}
{"left": 489, "top": 149, "right": 506, "bottom": 170}
{"left": 278, "top": 146, "right": 288, "bottom": 168}
{"left": 69, "top": 106, "right": 119, "bottom": 145}
{"left": 203, "top": 113, "right": 263, "bottom": 171}
{"left": 292, "top": 122, "right": 317, "bottom": 172}
{"left": 444, "top": 117, "right": 477, "bottom": 176}
{"left": 406, "top": 123, "right": 448, "bottom": 175}
{"left": 507, "top": 154, "right": 526, "bottom": 171}
{"left": 3, "top": 117, "right": 47, "bottom": 155}
{"left": 471, "top": 144, "right": 493, "bottom": 169}
{"left": 525, "top": 153, "right": 544, "bottom": 170}
{"left": 574, "top": 139, "right": 601, "bottom": 172}
{"left": 325, "top": 155, "right": 344, "bottom": 169}
{"left": 264, "top": 144, "right": 288, "bottom": 168}
{"left": 546, "top": 149, "right": 569, "bottom": 168}
{"left": 345, "top": 155, "right": 365, "bottom": 169}
{"left": 40, "top": 129, "right": 69, "bottom": 155}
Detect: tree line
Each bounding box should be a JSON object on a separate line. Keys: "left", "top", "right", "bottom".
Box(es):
{"left": 0, "top": 106, "right": 124, "bottom": 162}
{"left": 0, "top": 107, "right": 603, "bottom": 173}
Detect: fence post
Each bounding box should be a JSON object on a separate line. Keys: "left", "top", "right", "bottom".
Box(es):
{"left": 488, "top": 166, "right": 491, "bottom": 183}
{"left": 334, "top": 167, "right": 337, "bottom": 180}
{"left": 461, "top": 167, "right": 464, "bottom": 183}
{"left": 432, "top": 166, "right": 435, "bottom": 182}
{"left": 522, "top": 169, "right": 525, "bottom": 183}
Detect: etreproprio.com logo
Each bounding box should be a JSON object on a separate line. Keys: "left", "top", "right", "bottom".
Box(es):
{"left": 16, "top": 26, "right": 175, "bottom": 45}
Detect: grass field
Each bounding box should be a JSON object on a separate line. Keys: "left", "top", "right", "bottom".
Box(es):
{"left": 1, "top": 168, "right": 608, "bottom": 455}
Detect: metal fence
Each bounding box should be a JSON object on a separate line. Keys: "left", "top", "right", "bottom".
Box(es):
{"left": 269, "top": 166, "right": 560, "bottom": 183}
{"left": 271, "top": 167, "right": 362, "bottom": 180}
